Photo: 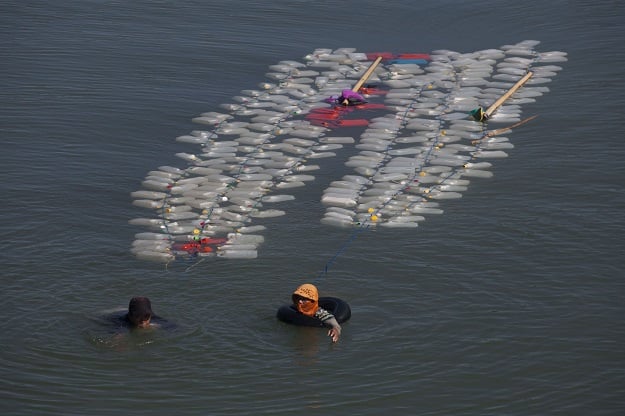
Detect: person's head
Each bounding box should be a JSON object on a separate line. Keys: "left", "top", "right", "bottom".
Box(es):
{"left": 292, "top": 284, "right": 319, "bottom": 317}
{"left": 128, "top": 296, "right": 153, "bottom": 328}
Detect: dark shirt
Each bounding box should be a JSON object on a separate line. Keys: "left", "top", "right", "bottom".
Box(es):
{"left": 105, "top": 310, "right": 173, "bottom": 332}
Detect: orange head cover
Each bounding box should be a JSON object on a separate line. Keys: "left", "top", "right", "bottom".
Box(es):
{"left": 292, "top": 283, "right": 319, "bottom": 317}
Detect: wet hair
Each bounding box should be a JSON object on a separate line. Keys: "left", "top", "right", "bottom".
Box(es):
{"left": 128, "top": 296, "right": 153, "bottom": 323}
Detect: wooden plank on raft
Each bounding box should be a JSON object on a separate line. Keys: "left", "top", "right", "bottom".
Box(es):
{"left": 352, "top": 56, "right": 383, "bottom": 92}
{"left": 485, "top": 71, "right": 534, "bottom": 118}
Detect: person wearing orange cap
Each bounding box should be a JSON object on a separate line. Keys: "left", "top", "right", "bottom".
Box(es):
{"left": 292, "top": 284, "right": 342, "bottom": 342}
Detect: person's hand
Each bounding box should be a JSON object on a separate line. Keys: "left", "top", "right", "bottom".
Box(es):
{"left": 328, "top": 326, "right": 341, "bottom": 343}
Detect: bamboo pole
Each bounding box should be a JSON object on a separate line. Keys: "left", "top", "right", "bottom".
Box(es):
{"left": 352, "top": 56, "right": 383, "bottom": 92}
{"left": 485, "top": 71, "right": 534, "bottom": 118}
{"left": 471, "top": 115, "right": 539, "bottom": 145}
{"left": 485, "top": 115, "right": 538, "bottom": 138}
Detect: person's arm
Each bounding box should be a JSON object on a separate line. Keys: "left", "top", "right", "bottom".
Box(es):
{"left": 325, "top": 316, "right": 342, "bottom": 343}
{"left": 316, "top": 308, "right": 342, "bottom": 343}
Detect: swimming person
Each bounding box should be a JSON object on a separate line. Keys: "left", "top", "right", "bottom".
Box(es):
{"left": 90, "top": 297, "right": 177, "bottom": 350}
{"left": 110, "top": 296, "right": 169, "bottom": 331}
{"left": 292, "top": 284, "right": 342, "bottom": 343}
{"left": 125, "top": 296, "right": 157, "bottom": 328}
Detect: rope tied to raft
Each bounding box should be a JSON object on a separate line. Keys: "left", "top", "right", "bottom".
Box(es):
{"left": 316, "top": 223, "right": 370, "bottom": 280}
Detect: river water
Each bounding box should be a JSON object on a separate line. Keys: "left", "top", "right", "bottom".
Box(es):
{"left": 2, "top": 0, "right": 624, "bottom": 415}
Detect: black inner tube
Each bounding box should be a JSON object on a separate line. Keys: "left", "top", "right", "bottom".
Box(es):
{"left": 276, "top": 297, "right": 351, "bottom": 327}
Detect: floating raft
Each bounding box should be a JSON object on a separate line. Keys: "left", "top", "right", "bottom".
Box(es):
{"left": 129, "top": 41, "right": 567, "bottom": 263}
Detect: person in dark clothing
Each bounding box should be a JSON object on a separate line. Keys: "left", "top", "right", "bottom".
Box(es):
{"left": 108, "top": 296, "right": 169, "bottom": 331}
{"left": 126, "top": 296, "right": 155, "bottom": 328}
